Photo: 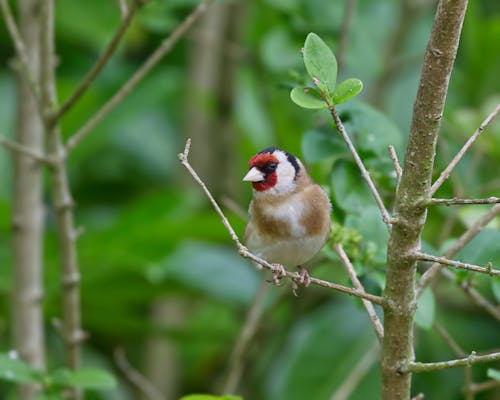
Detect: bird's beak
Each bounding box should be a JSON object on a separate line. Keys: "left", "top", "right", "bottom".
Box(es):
{"left": 243, "top": 167, "right": 265, "bottom": 182}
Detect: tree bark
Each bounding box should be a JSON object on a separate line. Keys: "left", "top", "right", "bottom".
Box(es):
{"left": 40, "top": 2, "right": 83, "bottom": 399}
{"left": 11, "top": 0, "right": 45, "bottom": 398}
{"left": 381, "top": 1, "right": 469, "bottom": 399}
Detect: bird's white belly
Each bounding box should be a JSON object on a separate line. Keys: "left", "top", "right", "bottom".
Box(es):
{"left": 247, "top": 233, "right": 325, "bottom": 267}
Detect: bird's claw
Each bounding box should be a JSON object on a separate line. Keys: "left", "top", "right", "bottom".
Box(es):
{"left": 268, "top": 263, "right": 286, "bottom": 286}
{"left": 298, "top": 266, "right": 311, "bottom": 287}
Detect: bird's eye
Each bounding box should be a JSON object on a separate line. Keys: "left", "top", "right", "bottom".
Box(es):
{"left": 267, "top": 162, "right": 277, "bottom": 171}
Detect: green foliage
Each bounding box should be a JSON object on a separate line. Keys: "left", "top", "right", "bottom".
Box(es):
{"left": 332, "top": 78, "right": 364, "bottom": 105}
{"left": 0, "top": 353, "right": 116, "bottom": 395}
{"left": 290, "top": 87, "right": 327, "bottom": 109}
{"left": 414, "top": 288, "right": 436, "bottom": 330}
{"left": 487, "top": 368, "right": 500, "bottom": 382}
{"left": 303, "top": 32, "right": 338, "bottom": 95}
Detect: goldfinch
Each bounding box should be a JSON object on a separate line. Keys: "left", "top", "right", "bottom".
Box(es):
{"left": 243, "top": 147, "right": 331, "bottom": 287}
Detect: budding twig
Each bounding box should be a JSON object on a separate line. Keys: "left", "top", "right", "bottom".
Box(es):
{"left": 427, "top": 197, "right": 500, "bottom": 206}
{"left": 178, "top": 139, "right": 385, "bottom": 305}
{"left": 430, "top": 103, "right": 500, "bottom": 196}
{"left": 416, "top": 252, "right": 500, "bottom": 277}
{"left": 407, "top": 351, "right": 500, "bottom": 373}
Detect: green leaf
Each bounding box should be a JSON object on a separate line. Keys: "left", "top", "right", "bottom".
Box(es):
{"left": 492, "top": 277, "right": 500, "bottom": 302}
{"left": 180, "top": 395, "right": 242, "bottom": 400}
{"left": 303, "top": 33, "right": 337, "bottom": 95}
{"left": 487, "top": 368, "right": 500, "bottom": 381}
{"left": 0, "top": 352, "right": 44, "bottom": 384}
{"left": 51, "top": 368, "right": 116, "bottom": 389}
{"left": 290, "top": 87, "right": 327, "bottom": 109}
{"left": 333, "top": 78, "right": 363, "bottom": 104}
{"left": 414, "top": 287, "right": 435, "bottom": 330}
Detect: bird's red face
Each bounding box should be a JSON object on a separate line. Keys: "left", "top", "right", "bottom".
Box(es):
{"left": 244, "top": 153, "right": 279, "bottom": 192}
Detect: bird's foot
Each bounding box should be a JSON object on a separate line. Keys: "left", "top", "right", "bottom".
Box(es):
{"left": 291, "top": 266, "right": 311, "bottom": 296}
{"left": 268, "top": 263, "right": 286, "bottom": 286}
{"left": 298, "top": 266, "right": 311, "bottom": 287}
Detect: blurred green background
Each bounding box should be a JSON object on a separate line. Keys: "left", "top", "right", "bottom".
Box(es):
{"left": 0, "top": 0, "right": 499, "bottom": 399}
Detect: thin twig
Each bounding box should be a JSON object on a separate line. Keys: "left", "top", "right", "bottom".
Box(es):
{"left": 416, "top": 252, "right": 499, "bottom": 277}
{"left": 65, "top": 0, "right": 213, "bottom": 153}
{"left": 221, "top": 279, "right": 269, "bottom": 394}
{"left": 117, "top": 0, "right": 129, "bottom": 19}
{"left": 0, "top": 135, "right": 52, "bottom": 164}
{"left": 178, "top": 139, "right": 385, "bottom": 305}
{"left": 114, "top": 348, "right": 164, "bottom": 400}
{"left": 388, "top": 145, "right": 402, "bottom": 184}
{"left": 52, "top": 0, "right": 142, "bottom": 121}
{"left": 333, "top": 243, "right": 384, "bottom": 341}
{"left": 469, "top": 380, "right": 500, "bottom": 394}
{"left": 330, "top": 342, "right": 379, "bottom": 400}
{"left": 417, "top": 203, "right": 500, "bottom": 294}
{"left": 427, "top": 197, "right": 500, "bottom": 206}
{"left": 446, "top": 270, "right": 500, "bottom": 321}
{"left": 327, "top": 104, "right": 392, "bottom": 229}
{"left": 430, "top": 103, "right": 500, "bottom": 196}
{"left": 0, "top": 0, "right": 41, "bottom": 102}
{"left": 407, "top": 351, "right": 500, "bottom": 373}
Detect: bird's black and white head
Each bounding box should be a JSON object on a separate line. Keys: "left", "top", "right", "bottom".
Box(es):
{"left": 243, "top": 147, "right": 302, "bottom": 196}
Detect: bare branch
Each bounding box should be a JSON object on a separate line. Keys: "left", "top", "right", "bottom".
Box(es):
{"left": 430, "top": 103, "right": 500, "bottom": 196}
{"left": 416, "top": 252, "right": 500, "bottom": 277}
{"left": 333, "top": 243, "right": 384, "bottom": 341}
{"left": 178, "top": 139, "right": 385, "bottom": 305}
{"left": 65, "top": 0, "right": 213, "bottom": 153}
{"left": 0, "top": 135, "right": 52, "bottom": 164}
{"left": 114, "top": 348, "right": 164, "bottom": 400}
{"left": 388, "top": 145, "right": 402, "bottom": 183}
{"left": 427, "top": 197, "right": 500, "bottom": 206}
{"left": 52, "top": 0, "right": 142, "bottom": 121}
{"left": 327, "top": 104, "right": 392, "bottom": 229}
{"left": 117, "top": 0, "right": 129, "bottom": 19}
{"left": 0, "top": 0, "right": 40, "bottom": 101}
{"left": 407, "top": 351, "right": 500, "bottom": 373}
{"left": 469, "top": 380, "right": 500, "bottom": 395}
{"left": 417, "top": 203, "right": 500, "bottom": 294}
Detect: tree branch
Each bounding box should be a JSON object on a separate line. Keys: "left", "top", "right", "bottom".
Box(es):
{"left": 388, "top": 145, "right": 402, "bottom": 184}
{"left": 427, "top": 197, "right": 500, "bottom": 206}
{"left": 430, "top": 103, "right": 500, "bottom": 196}
{"left": 416, "top": 252, "right": 500, "bottom": 277}
{"left": 0, "top": 0, "right": 41, "bottom": 103}
{"left": 0, "top": 135, "right": 52, "bottom": 164}
{"left": 333, "top": 243, "right": 384, "bottom": 341}
{"left": 65, "top": 0, "right": 213, "bottom": 153}
{"left": 114, "top": 348, "right": 164, "bottom": 400}
{"left": 178, "top": 139, "right": 385, "bottom": 305}
{"left": 52, "top": 0, "right": 142, "bottom": 121}
{"left": 417, "top": 203, "right": 500, "bottom": 294}
{"left": 407, "top": 351, "right": 500, "bottom": 373}
{"left": 327, "top": 103, "right": 392, "bottom": 229}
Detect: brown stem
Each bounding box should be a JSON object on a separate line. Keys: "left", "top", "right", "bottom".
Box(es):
{"left": 427, "top": 197, "right": 500, "bottom": 206}
{"left": 381, "top": 1, "right": 469, "bottom": 398}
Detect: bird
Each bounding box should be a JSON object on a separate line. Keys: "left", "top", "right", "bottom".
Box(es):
{"left": 242, "top": 147, "right": 331, "bottom": 289}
